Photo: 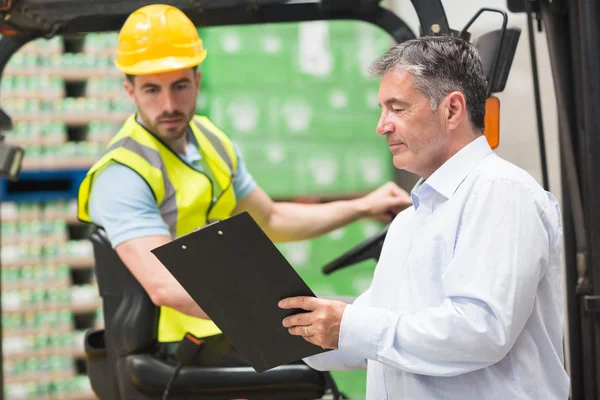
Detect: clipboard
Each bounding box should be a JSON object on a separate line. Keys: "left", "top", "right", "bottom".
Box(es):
{"left": 150, "top": 211, "right": 330, "bottom": 373}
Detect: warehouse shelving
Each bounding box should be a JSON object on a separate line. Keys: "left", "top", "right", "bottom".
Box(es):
{"left": 1, "top": 33, "right": 113, "bottom": 400}
{"left": 3, "top": 68, "right": 122, "bottom": 81}
{"left": 8, "top": 113, "right": 129, "bottom": 125}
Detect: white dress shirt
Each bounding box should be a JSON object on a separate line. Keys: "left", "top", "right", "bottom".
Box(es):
{"left": 304, "top": 136, "right": 570, "bottom": 399}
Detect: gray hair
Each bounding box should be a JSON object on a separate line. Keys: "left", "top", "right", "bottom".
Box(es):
{"left": 368, "top": 35, "right": 488, "bottom": 131}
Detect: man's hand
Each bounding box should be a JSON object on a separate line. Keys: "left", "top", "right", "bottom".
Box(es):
{"left": 356, "top": 181, "right": 412, "bottom": 218}
{"left": 279, "top": 297, "right": 348, "bottom": 350}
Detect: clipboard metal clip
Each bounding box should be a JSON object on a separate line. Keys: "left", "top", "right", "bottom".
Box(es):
{"left": 195, "top": 219, "right": 222, "bottom": 232}
{"left": 175, "top": 220, "right": 224, "bottom": 243}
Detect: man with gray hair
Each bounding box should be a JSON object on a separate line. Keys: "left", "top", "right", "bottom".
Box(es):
{"left": 279, "top": 35, "right": 570, "bottom": 399}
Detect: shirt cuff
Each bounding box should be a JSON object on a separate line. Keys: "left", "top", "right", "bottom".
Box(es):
{"left": 338, "top": 304, "right": 398, "bottom": 360}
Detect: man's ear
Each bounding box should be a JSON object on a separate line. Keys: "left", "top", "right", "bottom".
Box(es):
{"left": 123, "top": 79, "right": 137, "bottom": 107}
{"left": 444, "top": 91, "right": 468, "bottom": 131}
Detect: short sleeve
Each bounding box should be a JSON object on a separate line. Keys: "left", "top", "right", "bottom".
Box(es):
{"left": 231, "top": 142, "right": 257, "bottom": 200}
{"left": 88, "top": 163, "right": 171, "bottom": 248}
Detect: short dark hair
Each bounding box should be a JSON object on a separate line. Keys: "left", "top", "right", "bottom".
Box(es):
{"left": 368, "top": 35, "right": 488, "bottom": 132}
{"left": 126, "top": 65, "right": 199, "bottom": 84}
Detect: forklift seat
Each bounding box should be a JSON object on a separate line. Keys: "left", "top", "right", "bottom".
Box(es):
{"left": 83, "top": 226, "right": 331, "bottom": 400}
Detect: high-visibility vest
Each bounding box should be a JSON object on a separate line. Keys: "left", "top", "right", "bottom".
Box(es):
{"left": 77, "top": 114, "right": 238, "bottom": 342}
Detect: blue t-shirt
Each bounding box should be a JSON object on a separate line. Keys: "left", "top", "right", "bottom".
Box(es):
{"left": 88, "top": 131, "right": 256, "bottom": 248}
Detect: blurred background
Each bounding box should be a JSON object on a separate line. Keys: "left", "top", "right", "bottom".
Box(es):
{"left": 0, "top": 0, "right": 560, "bottom": 398}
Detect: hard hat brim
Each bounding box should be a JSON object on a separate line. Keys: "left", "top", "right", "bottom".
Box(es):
{"left": 114, "top": 51, "right": 207, "bottom": 75}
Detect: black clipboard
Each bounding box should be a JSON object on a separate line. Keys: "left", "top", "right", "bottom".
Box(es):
{"left": 150, "top": 211, "right": 330, "bottom": 373}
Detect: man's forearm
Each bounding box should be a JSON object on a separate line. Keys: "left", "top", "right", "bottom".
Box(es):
{"left": 235, "top": 183, "right": 410, "bottom": 243}
{"left": 264, "top": 199, "right": 368, "bottom": 242}
{"left": 154, "top": 283, "right": 210, "bottom": 319}
{"left": 116, "top": 235, "right": 211, "bottom": 320}
{"left": 339, "top": 299, "right": 515, "bottom": 377}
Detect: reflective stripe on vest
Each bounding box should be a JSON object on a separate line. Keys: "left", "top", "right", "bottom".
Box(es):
{"left": 77, "top": 114, "right": 238, "bottom": 342}
{"left": 104, "top": 136, "right": 180, "bottom": 235}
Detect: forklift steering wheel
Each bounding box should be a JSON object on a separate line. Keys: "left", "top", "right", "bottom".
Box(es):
{"left": 321, "top": 223, "right": 390, "bottom": 275}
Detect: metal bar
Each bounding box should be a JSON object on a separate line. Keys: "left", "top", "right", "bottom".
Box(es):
{"left": 579, "top": 296, "right": 598, "bottom": 400}
{"left": 524, "top": 2, "right": 549, "bottom": 190}
{"left": 409, "top": 0, "right": 450, "bottom": 35}
{"left": 569, "top": 0, "right": 592, "bottom": 396}
{"left": 562, "top": 148, "right": 585, "bottom": 400}
{"left": 577, "top": 0, "right": 600, "bottom": 397}
{"left": 578, "top": 0, "right": 600, "bottom": 296}
{"left": 583, "top": 296, "right": 600, "bottom": 312}
{"left": 539, "top": 0, "right": 588, "bottom": 397}
{"left": 538, "top": 0, "right": 586, "bottom": 261}
{"left": 55, "top": 2, "right": 415, "bottom": 42}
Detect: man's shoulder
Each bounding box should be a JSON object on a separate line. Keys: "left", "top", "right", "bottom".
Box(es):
{"left": 468, "top": 154, "right": 558, "bottom": 214}
{"left": 90, "top": 163, "right": 150, "bottom": 198}
{"left": 191, "top": 115, "right": 239, "bottom": 156}
{"left": 472, "top": 154, "right": 543, "bottom": 191}
{"left": 192, "top": 115, "right": 231, "bottom": 138}
{"left": 88, "top": 162, "right": 160, "bottom": 227}
{"left": 88, "top": 163, "right": 169, "bottom": 247}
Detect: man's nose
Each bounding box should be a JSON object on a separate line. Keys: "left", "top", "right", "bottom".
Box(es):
{"left": 162, "top": 92, "right": 177, "bottom": 113}
{"left": 376, "top": 117, "right": 393, "bottom": 136}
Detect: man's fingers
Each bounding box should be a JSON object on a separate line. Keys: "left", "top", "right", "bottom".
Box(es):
{"left": 279, "top": 296, "right": 320, "bottom": 311}
{"left": 396, "top": 195, "right": 412, "bottom": 204}
{"left": 395, "top": 188, "right": 410, "bottom": 198}
{"left": 288, "top": 326, "right": 321, "bottom": 347}
{"left": 388, "top": 184, "right": 411, "bottom": 201}
{"left": 282, "top": 312, "right": 310, "bottom": 328}
{"left": 288, "top": 325, "right": 310, "bottom": 337}
{"left": 385, "top": 181, "right": 407, "bottom": 195}
{"left": 389, "top": 196, "right": 412, "bottom": 209}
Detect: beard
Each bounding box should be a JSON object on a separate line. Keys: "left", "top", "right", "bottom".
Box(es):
{"left": 138, "top": 107, "right": 195, "bottom": 141}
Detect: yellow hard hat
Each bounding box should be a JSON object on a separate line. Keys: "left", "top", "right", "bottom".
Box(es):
{"left": 114, "top": 4, "right": 207, "bottom": 75}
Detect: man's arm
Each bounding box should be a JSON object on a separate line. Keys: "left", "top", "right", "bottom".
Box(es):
{"left": 283, "top": 179, "right": 561, "bottom": 377}
{"left": 89, "top": 164, "right": 209, "bottom": 319}
{"left": 337, "top": 179, "right": 560, "bottom": 376}
{"left": 234, "top": 183, "right": 411, "bottom": 242}
{"left": 114, "top": 235, "right": 209, "bottom": 319}
{"left": 230, "top": 142, "right": 411, "bottom": 242}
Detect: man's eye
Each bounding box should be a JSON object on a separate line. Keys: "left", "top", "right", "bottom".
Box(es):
{"left": 392, "top": 108, "right": 404, "bottom": 113}
{"left": 145, "top": 88, "right": 158, "bottom": 94}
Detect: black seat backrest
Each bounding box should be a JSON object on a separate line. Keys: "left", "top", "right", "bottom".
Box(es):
{"left": 89, "top": 227, "right": 159, "bottom": 355}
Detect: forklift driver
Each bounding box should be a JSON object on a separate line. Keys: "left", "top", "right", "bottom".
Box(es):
{"left": 76, "top": 4, "right": 412, "bottom": 367}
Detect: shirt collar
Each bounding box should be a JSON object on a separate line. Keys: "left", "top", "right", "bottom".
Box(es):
{"left": 412, "top": 135, "right": 493, "bottom": 201}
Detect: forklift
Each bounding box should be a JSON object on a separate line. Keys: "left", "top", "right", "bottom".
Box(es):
{"left": 0, "top": 0, "right": 595, "bottom": 399}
